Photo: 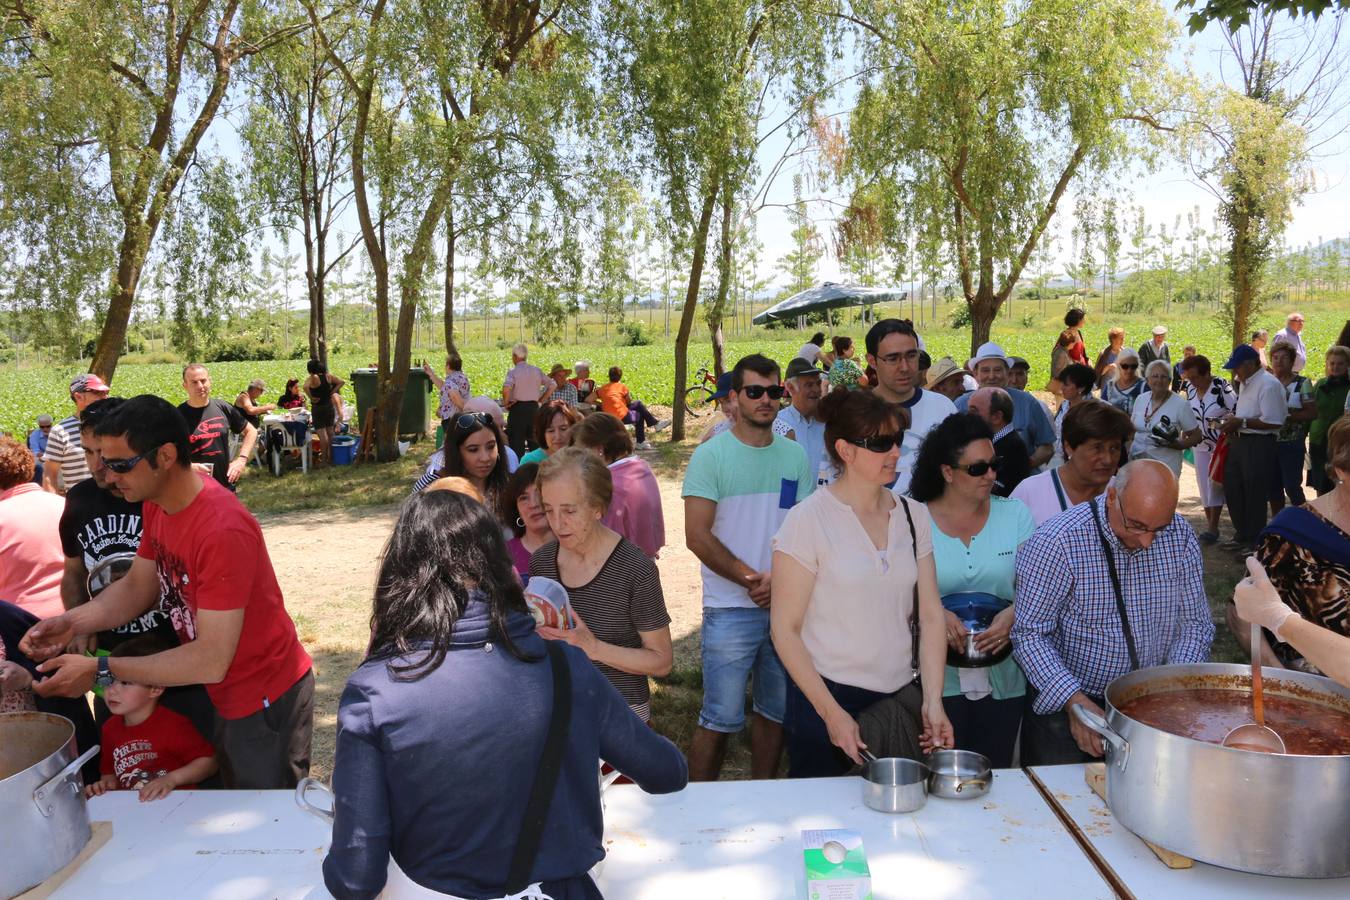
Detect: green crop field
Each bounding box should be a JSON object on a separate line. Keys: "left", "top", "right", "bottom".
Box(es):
{"left": 2, "top": 296, "right": 1345, "bottom": 437}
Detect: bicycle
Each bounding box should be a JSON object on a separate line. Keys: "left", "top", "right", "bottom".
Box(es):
{"left": 683, "top": 364, "right": 719, "bottom": 417}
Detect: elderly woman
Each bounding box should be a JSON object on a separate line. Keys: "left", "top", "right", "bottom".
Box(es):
{"left": 909, "top": 414, "right": 1037, "bottom": 769}
{"left": 423, "top": 352, "right": 471, "bottom": 434}
{"left": 1309, "top": 345, "right": 1350, "bottom": 496}
{"left": 1271, "top": 340, "right": 1317, "bottom": 510}
{"left": 1129, "top": 359, "right": 1201, "bottom": 477}
{"left": 1093, "top": 327, "right": 1126, "bottom": 384}
{"left": 1100, "top": 346, "right": 1144, "bottom": 414}
{"left": 530, "top": 448, "right": 673, "bottom": 723}
{"left": 501, "top": 464, "right": 553, "bottom": 579}
{"left": 1181, "top": 354, "right": 1237, "bottom": 541}
{"left": 770, "top": 389, "right": 954, "bottom": 777}
{"left": 1250, "top": 328, "right": 1270, "bottom": 370}
{"left": 1012, "top": 399, "right": 1134, "bottom": 525}
{"left": 519, "top": 400, "right": 582, "bottom": 466}
{"left": 569, "top": 413, "right": 665, "bottom": 559}
{"left": 1231, "top": 415, "right": 1350, "bottom": 673}
{"left": 322, "top": 491, "right": 687, "bottom": 900}
{"left": 0, "top": 436, "right": 66, "bottom": 619}
{"left": 411, "top": 412, "right": 510, "bottom": 513}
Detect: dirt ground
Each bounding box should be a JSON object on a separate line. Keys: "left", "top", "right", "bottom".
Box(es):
{"left": 261, "top": 432, "right": 1236, "bottom": 780}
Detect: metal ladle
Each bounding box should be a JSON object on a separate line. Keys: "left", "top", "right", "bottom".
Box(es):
{"left": 1222, "top": 621, "right": 1287, "bottom": 754}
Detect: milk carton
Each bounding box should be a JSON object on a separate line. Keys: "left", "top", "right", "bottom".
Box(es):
{"left": 801, "top": 829, "right": 872, "bottom": 900}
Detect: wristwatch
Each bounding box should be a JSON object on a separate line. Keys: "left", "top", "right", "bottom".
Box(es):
{"left": 95, "top": 656, "right": 114, "bottom": 689}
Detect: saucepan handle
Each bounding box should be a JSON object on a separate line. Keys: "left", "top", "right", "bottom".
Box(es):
{"left": 1071, "top": 704, "right": 1130, "bottom": 771}
{"left": 295, "top": 776, "right": 336, "bottom": 824}
{"left": 34, "top": 745, "right": 100, "bottom": 817}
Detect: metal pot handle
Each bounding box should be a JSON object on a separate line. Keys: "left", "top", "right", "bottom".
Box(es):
{"left": 1071, "top": 704, "right": 1130, "bottom": 771}
{"left": 954, "top": 778, "right": 990, "bottom": 793}
{"left": 295, "top": 776, "right": 335, "bottom": 824}
{"left": 34, "top": 745, "right": 100, "bottom": 817}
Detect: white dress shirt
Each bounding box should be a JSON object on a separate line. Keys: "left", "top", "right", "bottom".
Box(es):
{"left": 1234, "top": 368, "right": 1288, "bottom": 433}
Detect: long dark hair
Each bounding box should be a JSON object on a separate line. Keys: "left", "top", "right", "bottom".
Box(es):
{"left": 368, "top": 491, "right": 533, "bottom": 680}
{"left": 909, "top": 413, "right": 995, "bottom": 503}
{"left": 439, "top": 412, "right": 510, "bottom": 509}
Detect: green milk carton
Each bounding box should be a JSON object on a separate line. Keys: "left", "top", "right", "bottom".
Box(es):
{"left": 801, "top": 828, "right": 873, "bottom": 900}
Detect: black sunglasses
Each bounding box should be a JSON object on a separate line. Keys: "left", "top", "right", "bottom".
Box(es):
{"left": 740, "top": 385, "right": 786, "bottom": 400}
{"left": 848, "top": 433, "right": 903, "bottom": 453}
{"left": 100, "top": 452, "right": 149, "bottom": 474}
{"left": 951, "top": 458, "right": 1001, "bottom": 477}
{"left": 1119, "top": 363, "right": 1138, "bottom": 370}
{"left": 454, "top": 412, "right": 493, "bottom": 432}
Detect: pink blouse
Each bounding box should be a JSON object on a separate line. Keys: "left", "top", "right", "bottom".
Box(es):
{"left": 603, "top": 457, "right": 665, "bottom": 559}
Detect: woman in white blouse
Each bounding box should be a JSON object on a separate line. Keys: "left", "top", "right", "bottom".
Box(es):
{"left": 1129, "top": 360, "right": 1201, "bottom": 476}
{"left": 770, "top": 390, "right": 954, "bottom": 778}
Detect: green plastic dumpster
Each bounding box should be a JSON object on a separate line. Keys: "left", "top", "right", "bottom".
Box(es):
{"left": 350, "top": 368, "right": 433, "bottom": 438}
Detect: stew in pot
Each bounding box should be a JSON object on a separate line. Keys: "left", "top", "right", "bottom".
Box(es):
{"left": 1119, "top": 689, "right": 1350, "bottom": 756}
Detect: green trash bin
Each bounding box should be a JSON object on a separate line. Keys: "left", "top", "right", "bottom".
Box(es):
{"left": 350, "top": 368, "right": 433, "bottom": 439}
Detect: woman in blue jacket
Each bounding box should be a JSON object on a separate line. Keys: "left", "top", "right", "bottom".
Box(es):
{"left": 323, "top": 491, "right": 688, "bottom": 900}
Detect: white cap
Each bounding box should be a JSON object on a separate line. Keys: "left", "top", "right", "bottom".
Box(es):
{"left": 1152, "top": 325, "right": 1167, "bottom": 336}
{"left": 973, "top": 342, "right": 1008, "bottom": 365}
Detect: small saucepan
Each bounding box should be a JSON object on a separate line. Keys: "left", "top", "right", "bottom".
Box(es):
{"left": 926, "top": 749, "right": 992, "bottom": 800}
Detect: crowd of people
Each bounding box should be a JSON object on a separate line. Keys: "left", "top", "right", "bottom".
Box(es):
{"left": 2, "top": 312, "right": 1350, "bottom": 899}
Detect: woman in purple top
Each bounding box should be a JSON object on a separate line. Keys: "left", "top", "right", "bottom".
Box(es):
{"left": 570, "top": 412, "right": 666, "bottom": 559}
{"left": 502, "top": 464, "right": 554, "bottom": 580}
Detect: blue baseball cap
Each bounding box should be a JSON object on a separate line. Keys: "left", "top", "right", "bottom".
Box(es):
{"left": 1221, "top": 344, "right": 1260, "bottom": 371}
{"left": 710, "top": 372, "right": 734, "bottom": 400}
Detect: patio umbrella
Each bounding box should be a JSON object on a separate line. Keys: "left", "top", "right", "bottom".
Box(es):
{"left": 751, "top": 282, "right": 907, "bottom": 326}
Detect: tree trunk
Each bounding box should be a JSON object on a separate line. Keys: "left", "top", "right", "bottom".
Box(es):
{"left": 91, "top": 230, "right": 146, "bottom": 382}
{"left": 1230, "top": 209, "right": 1253, "bottom": 345}
{"left": 709, "top": 189, "right": 734, "bottom": 377}
{"left": 443, "top": 204, "right": 458, "bottom": 354}
{"left": 670, "top": 185, "right": 720, "bottom": 442}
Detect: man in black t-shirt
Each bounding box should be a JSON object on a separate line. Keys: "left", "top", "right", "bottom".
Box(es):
{"left": 179, "top": 364, "right": 257, "bottom": 488}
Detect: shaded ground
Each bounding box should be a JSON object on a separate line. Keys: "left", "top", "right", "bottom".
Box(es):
{"left": 253, "top": 415, "right": 1246, "bottom": 779}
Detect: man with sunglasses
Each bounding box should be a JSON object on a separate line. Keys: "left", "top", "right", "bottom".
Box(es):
{"left": 955, "top": 343, "right": 1056, "bottom": 468}
{"left": 683, "top": 354, "right": 814, "bottom": 781}
{"left": 1012, "top": 460, "right": 1213, "bottom": 765}
{"left": 966, "top": 387, "right": 1031, "bottom": 497}
{"left": 23, "top": 395, "right": 313, "bottom": 790}
{"left": 865, "top": 319, "right": 957, "bottom": 495}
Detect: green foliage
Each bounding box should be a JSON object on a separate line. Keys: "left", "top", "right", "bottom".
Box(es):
{"left": 618, "top": 320, "right": 653, "bottom": 346}
{"left": 1178, "top": 0, "right": 1349, "bottom": 34}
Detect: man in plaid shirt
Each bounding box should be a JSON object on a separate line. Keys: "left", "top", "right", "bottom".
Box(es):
{"left": 1012, "top": 460, "right": 1214, "bottom": 764}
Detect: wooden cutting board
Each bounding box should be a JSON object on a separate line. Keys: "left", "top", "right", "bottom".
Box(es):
{"left": 17, "top": 821, "right": 113, "bottom": 899}
{"left": 1083, "top": 764, "right": 1193, "bottom": 870}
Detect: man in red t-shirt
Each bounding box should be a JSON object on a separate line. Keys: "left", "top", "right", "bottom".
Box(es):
{"left": 24, "top": 395, "right": 314, "bottom": 789}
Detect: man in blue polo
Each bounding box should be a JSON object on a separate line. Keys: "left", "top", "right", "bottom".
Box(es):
{"left": 957, "top": 342, "right": 1056, "bottom": 468}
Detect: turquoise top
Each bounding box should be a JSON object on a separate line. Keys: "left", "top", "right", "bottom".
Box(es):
{"left": 519, "top": 447, "right": 550, "bottom": 466}
{"left": 931, "top": 496, "right": 1036, "bottom": 699}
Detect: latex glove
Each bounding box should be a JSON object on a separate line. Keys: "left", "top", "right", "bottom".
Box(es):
{"left": 1234, "top": 556, "right": 1300, "bottom": 641}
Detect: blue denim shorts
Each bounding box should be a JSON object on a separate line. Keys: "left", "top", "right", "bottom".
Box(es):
{"left": 699, "top": 605, "right": 786, "bottom": 732}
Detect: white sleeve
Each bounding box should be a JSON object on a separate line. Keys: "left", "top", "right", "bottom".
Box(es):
{"left": 1175, "top": 396, "right": 1197, "bottom": 430}
{"left": 1260, "top": 379, "right": 1288, "bottom": 425}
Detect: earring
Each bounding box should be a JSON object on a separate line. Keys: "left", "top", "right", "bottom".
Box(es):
{"left": 515, "top": 516, "right": 525, "bottom": 528}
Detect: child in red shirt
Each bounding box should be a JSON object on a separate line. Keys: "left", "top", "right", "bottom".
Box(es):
{"left": 85, "top": 637, "right": 217, "bottom": 801}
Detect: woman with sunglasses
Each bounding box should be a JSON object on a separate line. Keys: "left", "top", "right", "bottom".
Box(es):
{"left": 909, "top": 414, "right": 1036, "bottom": 768}
{"left": 412, "top": 412, "right": 509, "bottom": 510}
{"left": 770, "top": 389, "right": 954, "bottom": 777}
{"left": 1100, "top": 347, "right": 1144, "bottom": 415}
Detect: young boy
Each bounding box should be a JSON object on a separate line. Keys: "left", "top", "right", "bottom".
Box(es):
{"left": 85, "top": 636, "right": 218, "bottom": 801}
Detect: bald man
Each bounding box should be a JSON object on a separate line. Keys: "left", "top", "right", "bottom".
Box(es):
{"left": 967, "top": 387, "right": 1031, "bottom": 496}
{"left": 1012, "top": 460, "right": 1214, "bottom": 765}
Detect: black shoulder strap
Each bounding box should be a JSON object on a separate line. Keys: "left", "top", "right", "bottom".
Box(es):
{"left": 898, "top": 497, "right": 921, "bottom": 679}
{"left": 1051, "top": 469, "right": 1070, "bottom": 512}
{"left": 1088, "top": 497, "right": 1140, "bottom": 671}
{"left": 505, "top": 642, "right": 572, "bottom": 893}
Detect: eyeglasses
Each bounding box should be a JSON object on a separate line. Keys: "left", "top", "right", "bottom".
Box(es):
{"left": 848, "top": 433, "right": 903, "bottom": 453}
{"left": 739, "top": 385, "right": 786, "bottom": 400}
{"left": 39, "top": 425, "right": 51, "bottom": 430}
{"left": 1116, "top": 494, "right": 1168, "bottom": 534}
{"left": 1119, "top": 363, "right": 1138, "bottom": 370}
{"left": 99, "top": 452, "right": 149, "bottom": 474}
{"left": 951, "top": 458, "right": 1001, "bottom": 477}
{"left": 875, "top": 350, "right": 920, "bottom": 366}
{"left": 454, "top": 412, "right": 493, "bottom": 432}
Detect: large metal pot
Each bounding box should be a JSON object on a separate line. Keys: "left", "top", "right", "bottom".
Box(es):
{"left": 1072, "top": 663, "right": 1350, "bottom": 878}
{"left": 0, "top": 712, "right": 100, "bottom": 899}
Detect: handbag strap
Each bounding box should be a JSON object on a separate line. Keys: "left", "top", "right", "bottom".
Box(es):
{"left": 1050, "top": 469, "right": 1070, "bottom": 512}
{"left": 504, "top": 642, "right": 572, "bottom": 894}
{"left": 1088, "top": 497, "right": 1140, "bottom": 671}
{"left": 898, "top": 496, "right": 921, "bottom": 679}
